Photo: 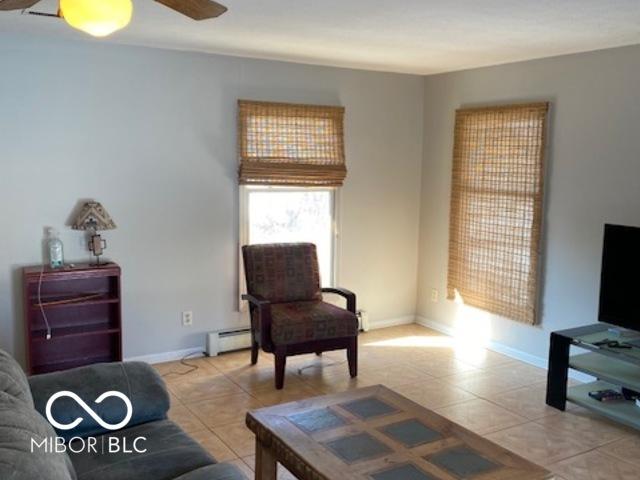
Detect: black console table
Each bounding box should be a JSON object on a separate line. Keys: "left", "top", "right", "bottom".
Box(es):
{"left": 546, "top": 323, "right": 640, "bottom": 431}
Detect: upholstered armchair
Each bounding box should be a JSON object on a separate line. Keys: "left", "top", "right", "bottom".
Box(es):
{"left": 242, "top": 243, "right": 358, "bottom": 389}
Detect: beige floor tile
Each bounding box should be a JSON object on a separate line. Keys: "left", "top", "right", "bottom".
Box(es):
{"left": 485, "top": 422, "right": 595, "bottom": 466}
{"left": 187, "top": 392, "right": 263, "bottom": 428}
{"left": 550, "top": 450, "right": 640, "bottom": 480}
{"left": 358, "top": 363, "right": 435, "bottom": 388}
{"left": 434, "top": 398, "right": 528, "bottom": 435}
{"left": 168, "top": 390, "right": 181, "bottom": 406}
{"left": 241, "top": 455, "right": 255, "bottom": 472}
{"left": 154, "top": 357, "right": 220, "bottom": 383}
{"left": 167, "top": 372, "right": 245, "bottom": 402}
{"left": 293, "top": 357, "right": 351, "bottom": 379}
{"left": 598, "top": 435, "right": 640, "bottom": 467}
{"left": 441, "top": 362, "right": 545, "bottom": 396}
{"left": 168, "top": 404, "right": 207, "bottom": 434}
{"left": 149, "top": 324, "right": 637, "bottom": 480}
{"left": 410, "top": 355, "right": 480, "bottom": 378}
{"left": 484, "top": 383, "right": 563, "bottom": 420}
{"left": 394, "top": 379, "right": 477, "bottom": 409}
{"left": 213, "top": 422, "right": 256, "bottom": 457}
{"left": 188, "top": 429, "right": 237, "bottom": 462}
{"left": 253, "top": 382, "right": 323, "bottom": 407}
{"left": 536, "top": 409, "right": 632, "bottom": 448}
{"left": 204, "top": 350, "right": 263, "bottom": 372}
{"left": 227, "top": 365, "right": 305, "bottom": 392}
{"left": 303, "top": 374, "right": 377, "bottom": 394}
{"left": 452, "top": 348, "right": 516, "bottom": 368}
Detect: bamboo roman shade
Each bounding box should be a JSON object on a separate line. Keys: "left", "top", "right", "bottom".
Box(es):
{"left": 447, "top": 102, "right": 549, "bottom": 325}
{"left": 238, "top": 100, "right": 346, "bottom": 186}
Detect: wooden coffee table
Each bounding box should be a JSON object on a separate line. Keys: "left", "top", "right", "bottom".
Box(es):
{"left": 246, "top": 385, "right": 552, "bottom": 480}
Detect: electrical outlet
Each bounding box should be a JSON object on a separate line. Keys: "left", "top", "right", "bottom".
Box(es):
{"left": 182, "top": 311, "right": 193, "bottom": 326}
{"left": 430, "top": 288, "right": 439, "bottom": 303}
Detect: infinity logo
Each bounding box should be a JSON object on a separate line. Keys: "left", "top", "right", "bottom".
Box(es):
{"left": 45, "top": 391, "right": 133, "bottom": 431}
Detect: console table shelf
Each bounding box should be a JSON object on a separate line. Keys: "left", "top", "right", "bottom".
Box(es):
{"left": 568, "top": 381, "right": 640, "bottom": 430}
{"left": 23, "top": 263, "right": 122, "bottom": 374}
{"left": 547, "top": 323, "right": 640, "bottom": 432}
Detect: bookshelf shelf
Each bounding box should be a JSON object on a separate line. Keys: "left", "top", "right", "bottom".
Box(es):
{"left": 23, "top": 263, "right": 122, "bottom": 374}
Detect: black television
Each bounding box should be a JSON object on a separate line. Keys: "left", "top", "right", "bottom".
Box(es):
{"left": 598, "top": 224, "right": 640, "bottom": 332}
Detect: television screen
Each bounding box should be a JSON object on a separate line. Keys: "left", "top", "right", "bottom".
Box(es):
{"left": 598, "top": 224, "right": 640, "bottom": 331}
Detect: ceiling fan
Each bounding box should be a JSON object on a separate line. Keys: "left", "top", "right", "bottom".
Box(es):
{"left": 0, "top": 0, "right": 227, "bottom": 37}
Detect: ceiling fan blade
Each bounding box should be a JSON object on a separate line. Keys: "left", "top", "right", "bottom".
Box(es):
{"left": 155, "top": 0, "right": 227, "bottom": 20}
{"left": 0, "top": 0, "right": 41, "bottom": 10}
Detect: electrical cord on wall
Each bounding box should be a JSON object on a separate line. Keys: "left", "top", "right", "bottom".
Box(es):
{"left": 37, "top": 265, "right": 52, "bottom": 340}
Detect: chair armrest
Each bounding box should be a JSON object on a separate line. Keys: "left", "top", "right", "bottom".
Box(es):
{"left": 29, "top": 361, "right": 170, "bottom": 441}
{"left": 241, "top": 294, "right": 273, "bottom": 348}
{"left": 322, "top": 287, "right": 357, "bottom": 313}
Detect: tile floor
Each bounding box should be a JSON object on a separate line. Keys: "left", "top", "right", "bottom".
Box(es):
{"left": 153, "top": 324, "right": 640, "bottom": 480}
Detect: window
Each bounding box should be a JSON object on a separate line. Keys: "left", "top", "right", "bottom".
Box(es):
{"left": 237, "top": 101, "right": 346, "bottom": 307}
{"left": 447, "top": 103, "right": 549, "bottom": 325}
{"left": 241, "top": 186, "right": 337, "bottom": 287}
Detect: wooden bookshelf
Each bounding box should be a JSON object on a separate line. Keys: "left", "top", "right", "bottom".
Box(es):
{"left": 23, "top": 263, "right": 122, "bottom": 375}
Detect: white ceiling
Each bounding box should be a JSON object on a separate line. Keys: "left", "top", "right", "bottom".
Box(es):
{"left": 2, "top": 0, "right": 640, "bottom": 74}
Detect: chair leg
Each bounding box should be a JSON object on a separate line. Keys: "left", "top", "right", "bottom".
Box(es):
{"left": 251, "top": 337, "right": 259, "bottom": 365}
{"left": 347, "top": 337, "right": 358, "bottom": 378}
{"left": 315, "top": 351, "right": 322, "bottom": 356}
{"left": 275, "top": 348, "right": 287, "bottom": 390}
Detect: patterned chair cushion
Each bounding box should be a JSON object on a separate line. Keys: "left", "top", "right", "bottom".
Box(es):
{"left": 270, "top": 301, "right": 358, "bottom": 346}
{"left": 243, "top": 243, "right": 322, "bottom": 303}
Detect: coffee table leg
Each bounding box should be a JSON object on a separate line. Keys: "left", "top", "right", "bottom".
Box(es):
{"left": 255, "top": 438, "right": 277, "bottom": 480}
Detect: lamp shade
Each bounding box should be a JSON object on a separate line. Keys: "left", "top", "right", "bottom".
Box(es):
{"left": 60, "top": 0, "right": 133, "bottom": 38}
{"left": 72, "top": 202, "right": 117, "bottom": 231}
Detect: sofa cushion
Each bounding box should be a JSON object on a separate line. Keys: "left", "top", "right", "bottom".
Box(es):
{"left": 30, "top": 362, "right": 170, "bottom": 441}
{"left": 173, "top": 463, "right": 246, "bottom": 480}
{"left": 68, "top": 419, "right": 215, "bottom": 480}
{"left": 271, "top": 301, "right": 358, "bottom": 346}
{"left": 243, "top": 243, "right": 322, "bottom": 303}
{"left": 0, "top": 349, "right": 34, "bottom": 407}
{"left": 0, "top": 391, "right": 76, "bottom": 480}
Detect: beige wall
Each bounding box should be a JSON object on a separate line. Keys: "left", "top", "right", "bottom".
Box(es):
{"left": 0, "top": 34, "right": 424, "bottom": 363}
{"left": 418, "top": 44, "right": 640, "bottom": 361}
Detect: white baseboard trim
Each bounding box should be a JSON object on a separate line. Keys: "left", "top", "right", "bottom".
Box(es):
{"left": 125, "top": 347, "right": 205, "bottom": 365}
{"left": 125, "top": 315, "right": 416, "bottom": 365}
{"left": 370, "top": 315, "right": 416, "bottom": 330}
{"left": 415, "top": 316, "right": 594, "bottom": 383}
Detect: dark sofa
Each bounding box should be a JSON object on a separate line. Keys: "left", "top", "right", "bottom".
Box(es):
{"left": 0, "top": 349, "right": 244, "bottom": 480}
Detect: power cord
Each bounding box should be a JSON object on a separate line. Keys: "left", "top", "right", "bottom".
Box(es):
{"left": 161, "top": 351, "right": 205, "bottom": 378}
{"left": 37, "top": 265, "right": 52, "bottom": 340}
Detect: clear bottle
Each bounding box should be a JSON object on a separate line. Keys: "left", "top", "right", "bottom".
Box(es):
{"left": 47, "top": 228, "right": 64, "bottom": 269}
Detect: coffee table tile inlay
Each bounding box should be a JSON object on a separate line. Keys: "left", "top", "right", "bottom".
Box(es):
{"left": 246, "top": 385, "right": 552, "bottom": 480}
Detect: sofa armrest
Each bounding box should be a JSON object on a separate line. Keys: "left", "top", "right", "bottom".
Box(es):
{"left": 322, "top": 287, "right": 357, "bottom": 313}
{"left": 29, "top": 361, "right": 170, "bottom": 441}
{"left": 242, "top": 293, "right": 273, "bottom": 348}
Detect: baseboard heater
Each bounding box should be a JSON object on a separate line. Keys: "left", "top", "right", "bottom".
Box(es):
{"left": 206, "top": 327, "right": 252, "bottom": 357}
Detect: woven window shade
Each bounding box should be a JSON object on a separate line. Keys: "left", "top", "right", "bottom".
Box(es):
{"left": 238, "top": 100, "right": 346, "bottom": 186}
{"left": 447, "top": 102, "right": 549, "bottom": 325}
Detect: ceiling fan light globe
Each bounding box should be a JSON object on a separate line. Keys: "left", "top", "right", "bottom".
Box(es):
{"left": 60, "top": 0, "right": 132, "bottom": 37}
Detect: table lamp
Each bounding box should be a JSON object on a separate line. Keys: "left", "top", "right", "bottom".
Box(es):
{"left": 71, "top": 201, "right": 117, "bottom": 265}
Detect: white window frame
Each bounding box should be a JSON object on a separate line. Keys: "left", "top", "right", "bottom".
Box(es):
{"left": 238, "top": 185, "right": 341, "bottom": 311}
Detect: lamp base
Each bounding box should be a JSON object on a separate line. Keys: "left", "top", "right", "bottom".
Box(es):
{"left": 88, "top": 234, "right": 108, "bottom": 266}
